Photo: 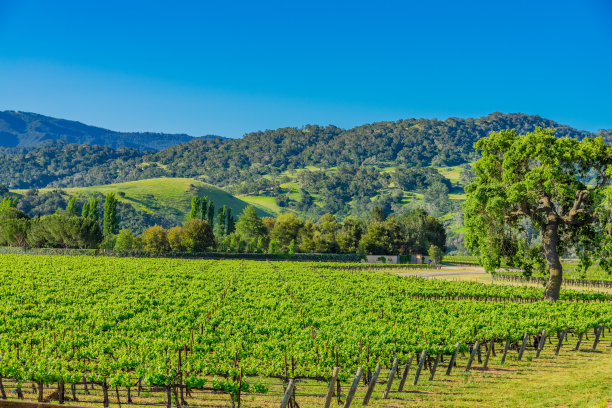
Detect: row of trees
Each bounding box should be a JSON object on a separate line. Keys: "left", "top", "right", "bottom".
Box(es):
{"left": 114, "top": 205, "right": 446, "bottom": 257}
{"left": 1, "top": 189, "right": 446, "bottom": 257}
{"left": 0, "top": 193, "right": 119, "bottom": 249}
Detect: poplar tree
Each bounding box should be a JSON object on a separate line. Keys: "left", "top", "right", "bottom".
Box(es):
{"left": 189, "top": 196, "right": 200, "bottom": 220}
{"left": 103, "top": 193, "right": 119, "bottom": 235}
{"left": 200, "top": 196, "right": 208, "bottom": 221}
{"left": 207, "top": 201, "right": 215, "bottom": 227}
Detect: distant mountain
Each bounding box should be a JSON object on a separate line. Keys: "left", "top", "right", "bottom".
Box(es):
{"left": 0, "top": 111, "right": 224, "bottom": 151}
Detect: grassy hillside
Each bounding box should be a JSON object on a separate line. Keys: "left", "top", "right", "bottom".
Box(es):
{"left": 13, "top": 177, "right": 272, "bottom": 233}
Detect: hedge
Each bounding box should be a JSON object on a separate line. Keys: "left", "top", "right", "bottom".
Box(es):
{"left": 0, "top": 246, "right": 362, "bottom": 262}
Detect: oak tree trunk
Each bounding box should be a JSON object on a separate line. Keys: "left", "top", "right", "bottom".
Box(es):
{"left": 542, "top": 222, "right": 562, "bottom": 301}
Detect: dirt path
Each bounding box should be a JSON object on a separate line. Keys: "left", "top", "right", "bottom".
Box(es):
{"left": 397, "top": 270, "right": 487, "bottom": 278}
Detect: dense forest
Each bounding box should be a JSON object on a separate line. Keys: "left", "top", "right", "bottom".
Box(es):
{"left": 0, "top": 112, "right": 601, "bottom": 189}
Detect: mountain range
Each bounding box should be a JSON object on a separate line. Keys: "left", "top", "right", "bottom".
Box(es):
{"left": 0, "top": 111, "right": 223, "bottom": 151}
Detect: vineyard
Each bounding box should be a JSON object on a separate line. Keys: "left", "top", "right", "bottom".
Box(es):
{"left": 0, "top": 255, "right": 610, "bottom": 407}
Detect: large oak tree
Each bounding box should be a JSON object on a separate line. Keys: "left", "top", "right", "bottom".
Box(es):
{"left": 464, "top": 127, "right": 612, "bottom": 300}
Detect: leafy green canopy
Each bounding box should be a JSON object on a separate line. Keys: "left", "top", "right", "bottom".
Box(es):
{"left": 464, "top": 128, "right": 612, "bottom": 289}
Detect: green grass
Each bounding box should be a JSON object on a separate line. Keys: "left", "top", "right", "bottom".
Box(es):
{"left": 433, "top": 164, "right": 465, "bottom": 184}
{"left": 14, "top": 177, "right": 271, "bottom": 224}
{"left": 238, "top": 195, "right": 287, "bottom": 216}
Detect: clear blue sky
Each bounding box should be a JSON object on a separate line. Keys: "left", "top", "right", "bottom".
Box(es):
{"left": 0, "top": 0, "right": 611, "bottom": 138}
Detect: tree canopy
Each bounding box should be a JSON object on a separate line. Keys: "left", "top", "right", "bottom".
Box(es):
{"left": 464, "top": 127, "right": 612, "bottom": 300}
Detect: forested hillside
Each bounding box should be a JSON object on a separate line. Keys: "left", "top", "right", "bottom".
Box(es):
{"left": 0, "top": 110, "right": 222, "bottom": 150}
{"left": 0, "top": 112, "right": 600, "bottom": 189}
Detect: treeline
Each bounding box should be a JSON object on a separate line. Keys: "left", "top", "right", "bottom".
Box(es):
{"left": 0, "top": 189, "right": 446, "bottom": 257}
{"left": 0, "top": 113, "right": 595, "bottom": 189}
{"left": 112, "top": 202, "right": 446, "bottom": 257}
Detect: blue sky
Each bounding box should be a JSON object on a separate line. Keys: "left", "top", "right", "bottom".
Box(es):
{"left": 0, "top": 0, "right": 611, "bottom": 138}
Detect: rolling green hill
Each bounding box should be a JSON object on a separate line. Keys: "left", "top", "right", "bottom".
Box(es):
{"left": 12, "top": 178, "right": 272, "bottom": 234}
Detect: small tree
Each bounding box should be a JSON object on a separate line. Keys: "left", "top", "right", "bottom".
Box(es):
{"left": 288, "top": 239, "right": 296, "bottom": 254}
{"left": 235, "top": 206, "right": 267, "bottom": 241}
{"left": 268, "top": 239, "right": 281, "bottom": 254}
{"left": 103, "top": 193, "right": 119, "bottom": 236}
{"left": 142, "top": 225, "right": 170, "bottom": 252}
{"left": 428, "top": 244, "right": 444, "bottom": 264}
{"left": 114, "top": 229, "right": 134, "bottom": 251}
{"left": 167, "top": 226, "right": 184, "bottom": 251}
{"left": 182, "top": 219, "right": 214, "bottom": 252}
{"left": 257, "top": 236, "right": 264, "bottom": 253}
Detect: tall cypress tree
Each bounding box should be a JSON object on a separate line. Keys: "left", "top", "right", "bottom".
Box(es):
{"left": 81, "top": 200, "right": 90, "bottom": 218}
{"left": 189, "top": 196, "right": 200, "bottom": 220}
{"left": 88, "top": 198, "right": 100, "bottom": 223}
{"left": 66, "top": 197, "right": 78, "bottom": 216}
{"left": 103, "top": 193, "right": 119, "bottom": 235}
{"left": 200, "top": 196, "right": 208, "bottom": 221}
{"left": 207, "top": 201, "right": 215, "bottom": 227}
{"left": 226, "top": 207, "right": 235, "bottom": 235}
{"left": 216, "top": 205, "right": 226, "bottom": 236}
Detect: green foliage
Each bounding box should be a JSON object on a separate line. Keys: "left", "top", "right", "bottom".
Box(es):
{"left": 336, "top": 216, "right": 364, "bottom": 253}
{"left": 288, "top": 239, "right": 295, "bottom": 254}
{"left": 200, "top": 196, "right": 208, "bottom": 220}
{"left": 464, "top": 127, "right": 612, "bottom": 299}
{"left": 66, "top": 197, "right": 78, "bottom": 216}
{"left": 167, "top": 226, "right": 183, "bottom": 251}
{"left": 207, "top": 200, "right": 215, "bottom": 227}
{"left": 189, "top": 196, "right": 200, "bottom": 220}
{"left": 360, "top": 220, "right": 401, "bottom": 255}
{"left": 141, "top": 225, "right": 170, "bottom": 252}
{"left": 216, "top": 205, "right": 227, "bottom": 236}
{"left": 268, "top": 239, "right": 281, "bottom": 254}
{"left": 235, "top": 205, "right": 267, "bottom": 242}
{"left": 0, "top": 207, "right": 30, "bottom": 247}
{"left": 27, "top": 214, "right": 102, "bottom": 249}
{"left": 270, "top": 213, "right": 303, "bottom": 249}
{"left": 103, "top": 193, "right": 119, "bottom": 236}
{"left": 114, "top": 229, "right": 135, "bottom": 251}
{"left": 428, "top": 244, "right": 444, "bottom": 264}
{"left": 181, "top": 219, "right": 215, "bottom": 252}
{"left": 1, "top": 196, "right": 17, "bottom": 209}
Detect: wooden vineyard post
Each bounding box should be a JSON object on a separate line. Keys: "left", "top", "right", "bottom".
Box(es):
{"left": 397, "top": 354, "right": 414, "bottom": 392}
{"left": 574, "top": 333, "right": 583, "bottom": 351}
{"left": 280, "top": 380, "right": 295, "bottom": 408}
{"left": 500, "top": 340, "right": 510, "bottom": 364}
{"left": 428, "top": 353, "right": 441, "bottom": 380}
{"left": 536, "top": 329, "right": 546, "bottom": 358}
{"left": 593, "top": 324, "right": 604, "bottom": 350}
{"left": 555, "top": 328, "right": 567, "bottom": 356}
{"left": 362, "top": 362, "right": 381, "bottom": 405}
{"left": 413, "top": 350, "right": 427, "bottom": 385}
{"left": 465, "top": 341, "right": 479, "bottom": 371}
{"left": 446, "top": 343, "right": 461, "bottom": 375}
{"left": 324, "top": 367, "right": 339, "bottom": 408}
{"left": 343, "top": 367, "right": 363, "bottom": 408}
{"left": 518, "top": 332, "right": 529, "bottom": 361}
{"left": 383, "top": 358, "right": 399, "bottom": 399}
{"left": 483, "top": 338, "right": 494, "bottom": 369}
